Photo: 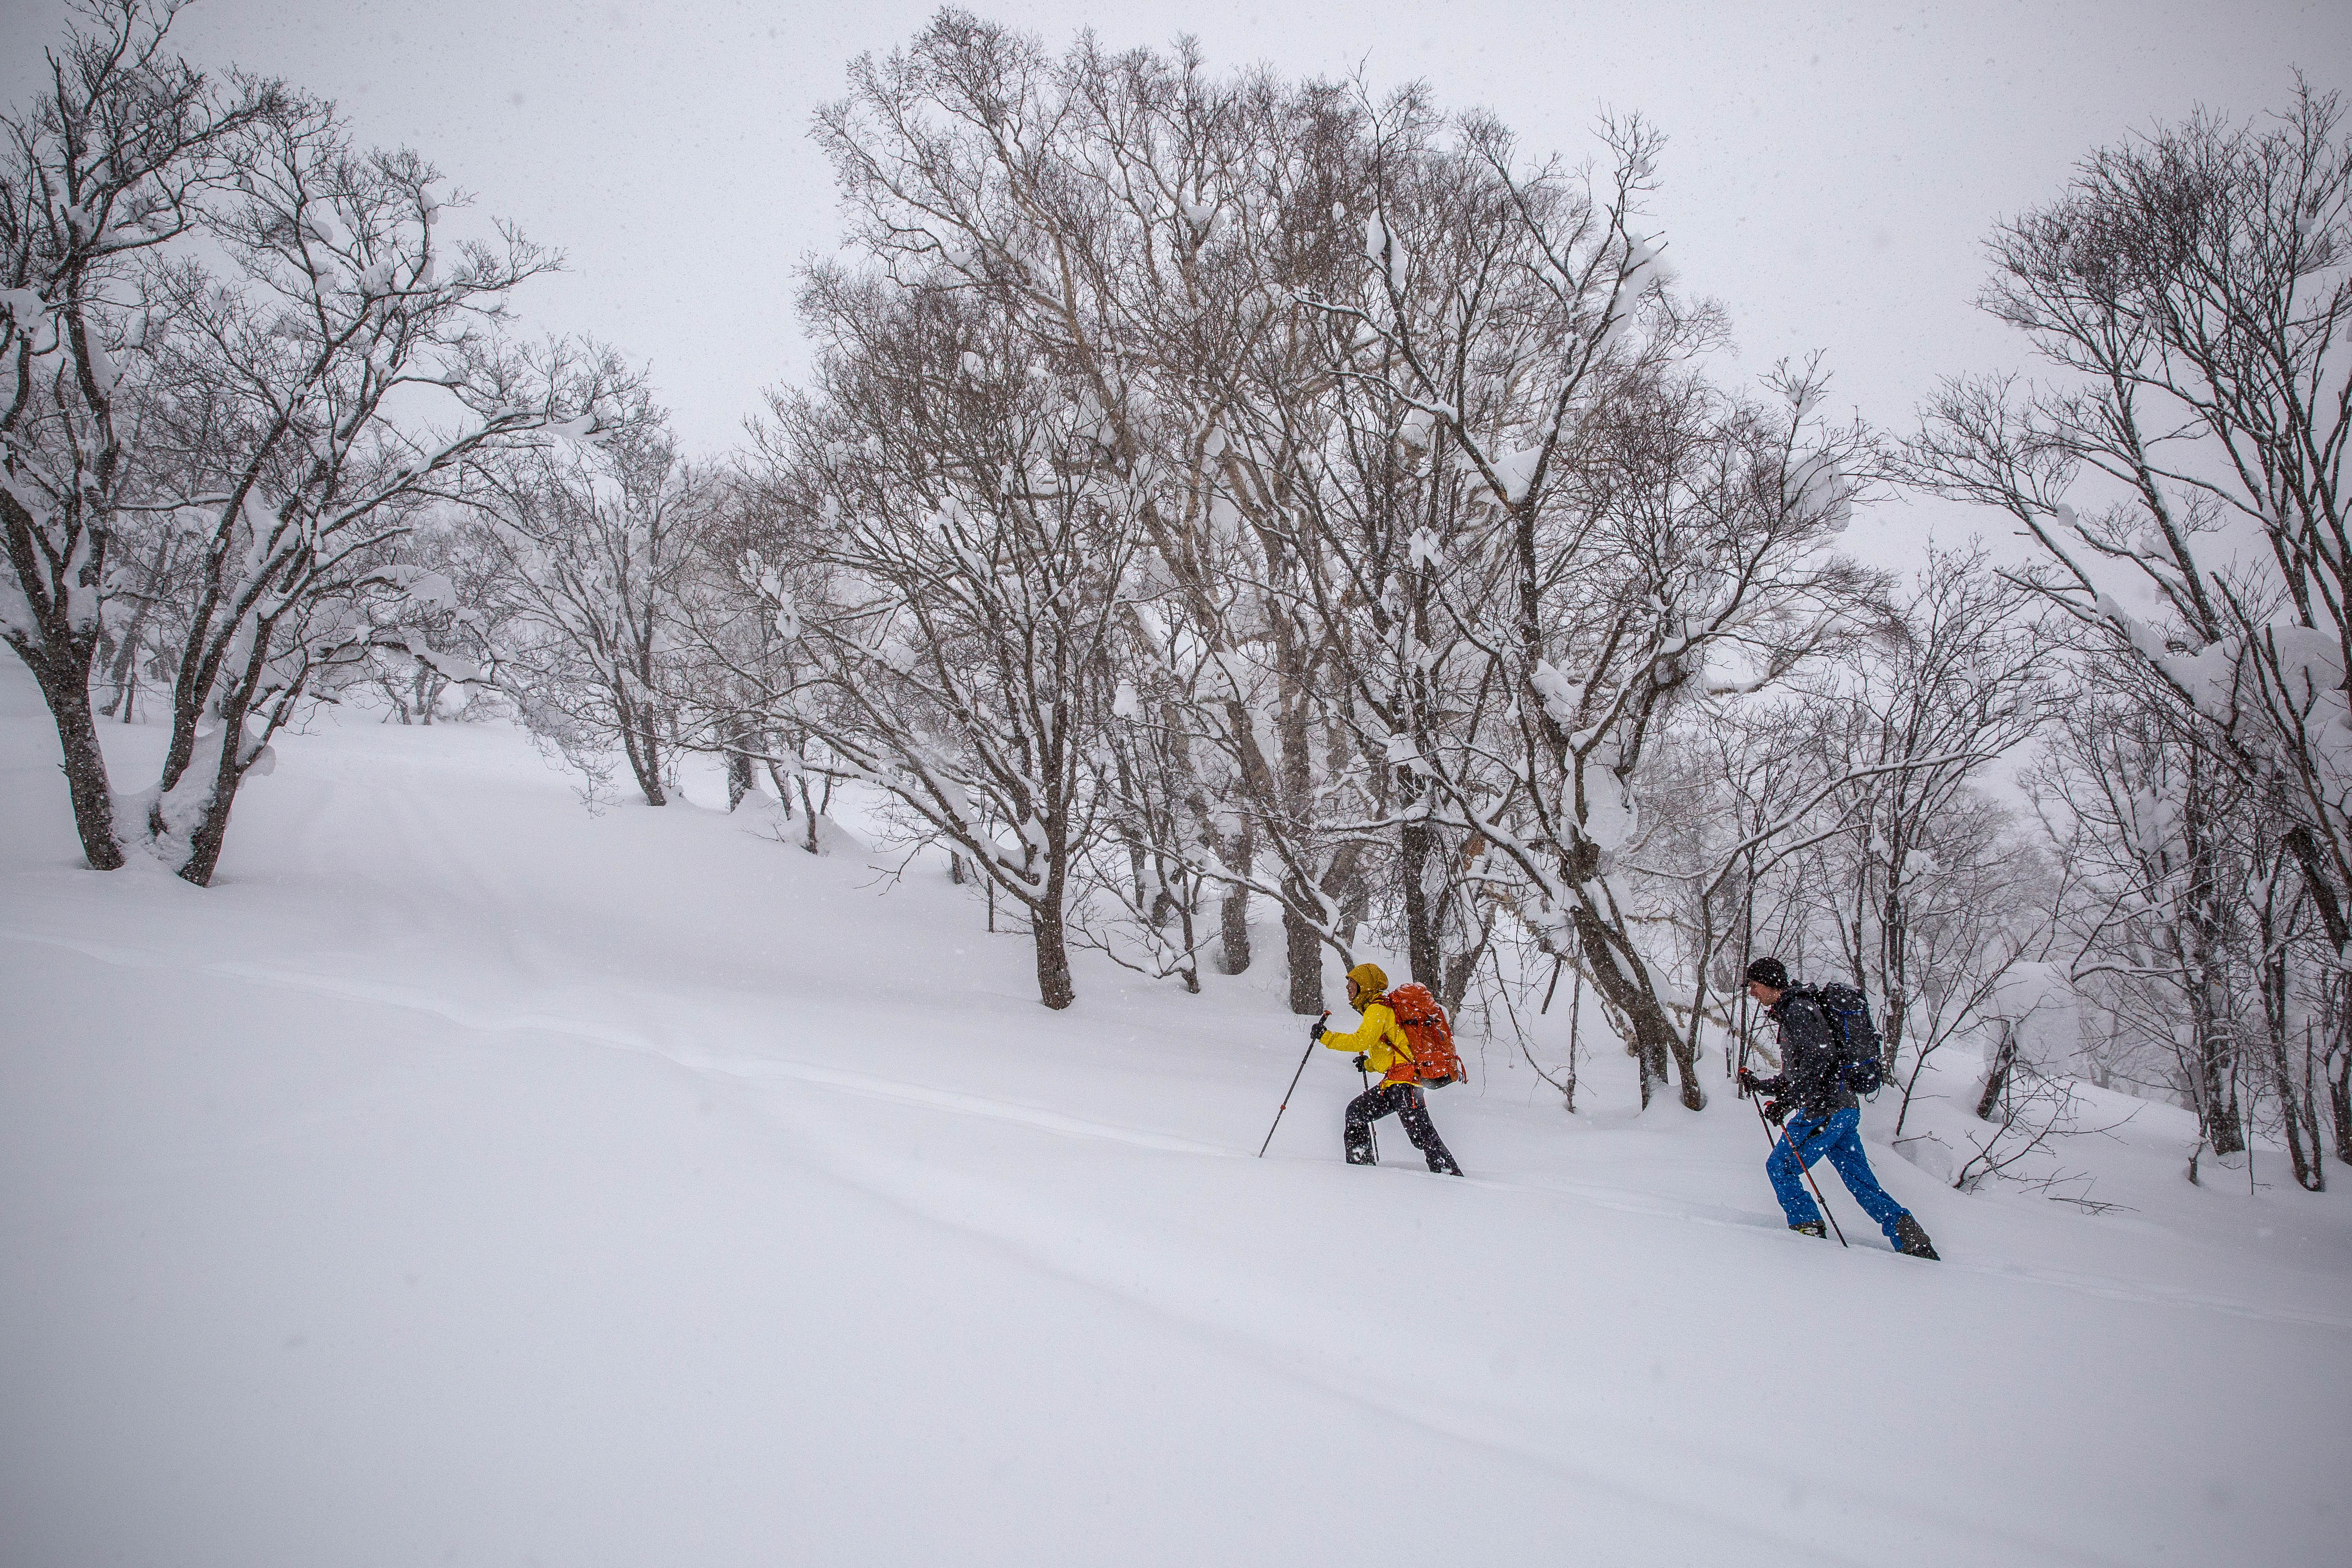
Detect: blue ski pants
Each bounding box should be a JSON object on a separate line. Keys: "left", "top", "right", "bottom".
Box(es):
{"left": 1767, "top": 1107, "right": 1911, "bottom": 1245}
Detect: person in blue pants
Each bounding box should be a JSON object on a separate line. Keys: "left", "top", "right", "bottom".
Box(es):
{"left": 1737, "top": 957, "right": 1939, "bottom": 1260}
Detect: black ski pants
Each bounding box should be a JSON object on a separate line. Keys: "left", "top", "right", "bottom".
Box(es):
{"left": 1344, "top": 1081, "right": 1462, "bottom": 1174}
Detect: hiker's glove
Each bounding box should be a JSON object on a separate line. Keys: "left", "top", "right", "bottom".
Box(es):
{"left": 1309, "top": 1019, "right": 1327, "bottom": 1043}
{"left": 1737, "top": 1068, "right": 1761, "bottom": 1095}
{"left": 1762, "top": 1097, "right": 1789, "bottom": 1125}
{"left": 1352, "top": 1054, "right": 1369, "bottom": 1073}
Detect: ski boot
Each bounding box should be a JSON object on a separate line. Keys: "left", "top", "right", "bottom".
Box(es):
{"left": 1893, "top": 1214, "right": 1940, "bottom": 1260}
{"left": 1790, "top": 1220, "right": 1827, "bottom": 1239}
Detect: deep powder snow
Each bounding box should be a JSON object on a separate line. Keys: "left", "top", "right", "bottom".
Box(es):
{"left": 2, "top": 667, "right": 2346, "bottom": 1566}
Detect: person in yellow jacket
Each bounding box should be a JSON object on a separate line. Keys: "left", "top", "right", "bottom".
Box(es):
{"left": 1314, "top": 962, "right": 1463, "bottom": 1175}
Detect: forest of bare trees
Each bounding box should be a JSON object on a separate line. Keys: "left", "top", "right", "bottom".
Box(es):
{"left": 8, "top": 4, "right": 2348, "bottom": 1190}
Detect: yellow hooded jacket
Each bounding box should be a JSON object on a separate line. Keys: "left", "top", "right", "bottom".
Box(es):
{"left": 1319, "top": 962, "right": 1418, "bottom": 1085}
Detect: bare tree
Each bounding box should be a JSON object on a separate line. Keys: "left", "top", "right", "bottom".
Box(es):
{"left": 814, "top": 20, "right": 1422, "bottom": 1011}
{"left": 2029, "top": 684, "right": 2254, "bottom": 1154}
{"left": 357, "top": 512, "right": 510, "bottom": 725}
{"left": 747, "top": 278, "right": 1138, "bottom": 1009}
{"left": 472, "top": 396, "right": 711, "bottom": 807}
{"left": 0, "top": 0, "right": 288, "bottom": 868}
{"left": 1630, "top": 563, "right": 2058, "bottom": 1128}
{"left": 1284, "top": 77, "right": 1892, "bottom": 1109}
{"left": 1389, "top": 354, "right": 1885, "bottom": 1109}
{"left": 123, "top": 101, "right": 603, "bottom": 883}
{"left": 2243, "top": 801, "right": 2333, "bottom": 1189}
{"left": 1803, "top": 549, "right": 2060, "bottom": 1069}
{"left": 1914, "top": 82, "right": 2352, "bottom": 962}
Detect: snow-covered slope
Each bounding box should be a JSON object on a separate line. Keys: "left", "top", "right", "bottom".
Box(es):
{"left": 3, "top": 669, "right": 2346, "bottom": 1567}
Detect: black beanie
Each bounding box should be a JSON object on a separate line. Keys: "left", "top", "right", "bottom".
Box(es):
{"left": 1745, "top": 956, "right": 1788, "bottom": 989}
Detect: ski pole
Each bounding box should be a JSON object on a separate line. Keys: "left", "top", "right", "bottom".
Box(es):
{"left": 1358, "top": 1060, "right": 1381, "bottom": 1164}
{"left": 1258, "top": 1012, "right": 1329, "bottom": 1158}
{"left": 1754, "top": 1094, "right": 1848, "bottom": 1248}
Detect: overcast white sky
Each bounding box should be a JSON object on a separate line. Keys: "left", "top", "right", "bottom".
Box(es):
{"left": 7, "top": 0, "right": 2350, "bottom": 558}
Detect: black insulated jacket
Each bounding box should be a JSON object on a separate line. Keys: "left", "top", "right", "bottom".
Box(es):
{"left": 1750, "top": 988, "right": 1856, "bottom": 1118}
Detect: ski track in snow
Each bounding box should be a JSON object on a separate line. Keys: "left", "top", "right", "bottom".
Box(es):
{"left": 7, "top": 918, "right": 2345, "bottom": 1347}
{"left": 0, "top": 934, "right": 2221, "bottom": 1568}
{"left": 743, "top": 1067, "right": 2152, "bottom": 1568}
{"left": 0, "top": 926, "right": 2146, "bottom": 1568}
{"left": 759, "top": 1170, "right": 2134, "bottom": 1568}
{"left": 0, "top": 927, "right": 1232, "bottom": 1156}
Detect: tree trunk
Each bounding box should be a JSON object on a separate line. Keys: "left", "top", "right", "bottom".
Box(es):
{"left": 2264, "top": 965, "right": 2325, "bottom": 1191}
{"left": 2329, "top": 1045, "right": 2352, "bottom": 1164}
{"left": 171, "top": 639, "right": 289, "bottom": 888}
{"left": 1569, "top": 901, "right": 1695, "bottom": 1108}
{"left": 1219, "top": 883, "right": 1252, "bottom": 974}
{"left": 1175, "top": 892, "right": 1201, "bottom": 995}
{"left": 1442, "top": 949, "right": 1481, "bottom": 1016}
{"left": 1978, "top": 1026, "right": 2019, "bottom": 1119}
{"left": 1218, "top": 819, "right": 1254, "bottom": 974}
{"left": 1126, "top": 831, "right": 1152, "bottom": 919}
{"left": 1333, "top": 855, "right": 1369, "bottom": 947}
{"left": 2195, "top": 1014, "right": 2244, "bottom": 1155}
{"left": 1564, "top": 965, "right": 1582, "bottom": 1114}
{"left": 1880, "top": 983, "right": 1906, "bottom": 1077}
{"left": 769, "top": 759, "right": 796, "bottom": 817}
{"left": 100, "top": 532, "right": 177, "bottom": 722}
{"left": 620, "top": 711, "right": 667, "bottom": 806}
{"left": 724, "top": 733, "right": 758, "bottom": 810}
{"left": 1663, "top": 1016, "right": 1707, "bottom": 1109}
{"left": 177, "top": 743, "right": 242, "bottom": 888}
{"left": 2276, "top": 1084, "right": 2324, "bottom": 1191}
{"left": 101, "top": 605, "right": 147, "bottom": 721}
{"left": 1030, "top": 886, "right": 1075, "bottom": 1010}
{"left": 1273, "top": 623, "right": 1322, "bottom": 1015}
{"left": 1110, "top": 747, "right": 1153, "bottom": 916}
{"left": 1401, "top": 812, "right": 1442, "bottom": 988}
{"left": 2182, "top": 778, "right": 2244, "bottom": 1154}
{"left": 1283, "top": 888, "right": 1324, "bottom": 1014}
{"left": 25, "top": 655, "right": 124, "bottom": 870}
{"left": 1880, "top": 868, "right": 1907, "bottom": 1076}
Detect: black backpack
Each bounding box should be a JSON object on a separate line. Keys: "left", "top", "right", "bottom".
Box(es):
{"left": 1803, "top": 981, "right": 1886, "bottom": 1096}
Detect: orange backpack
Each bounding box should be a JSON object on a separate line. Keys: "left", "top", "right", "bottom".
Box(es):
{"left": 1384, "top": 983, "right": 1465, "bottom": 1087}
